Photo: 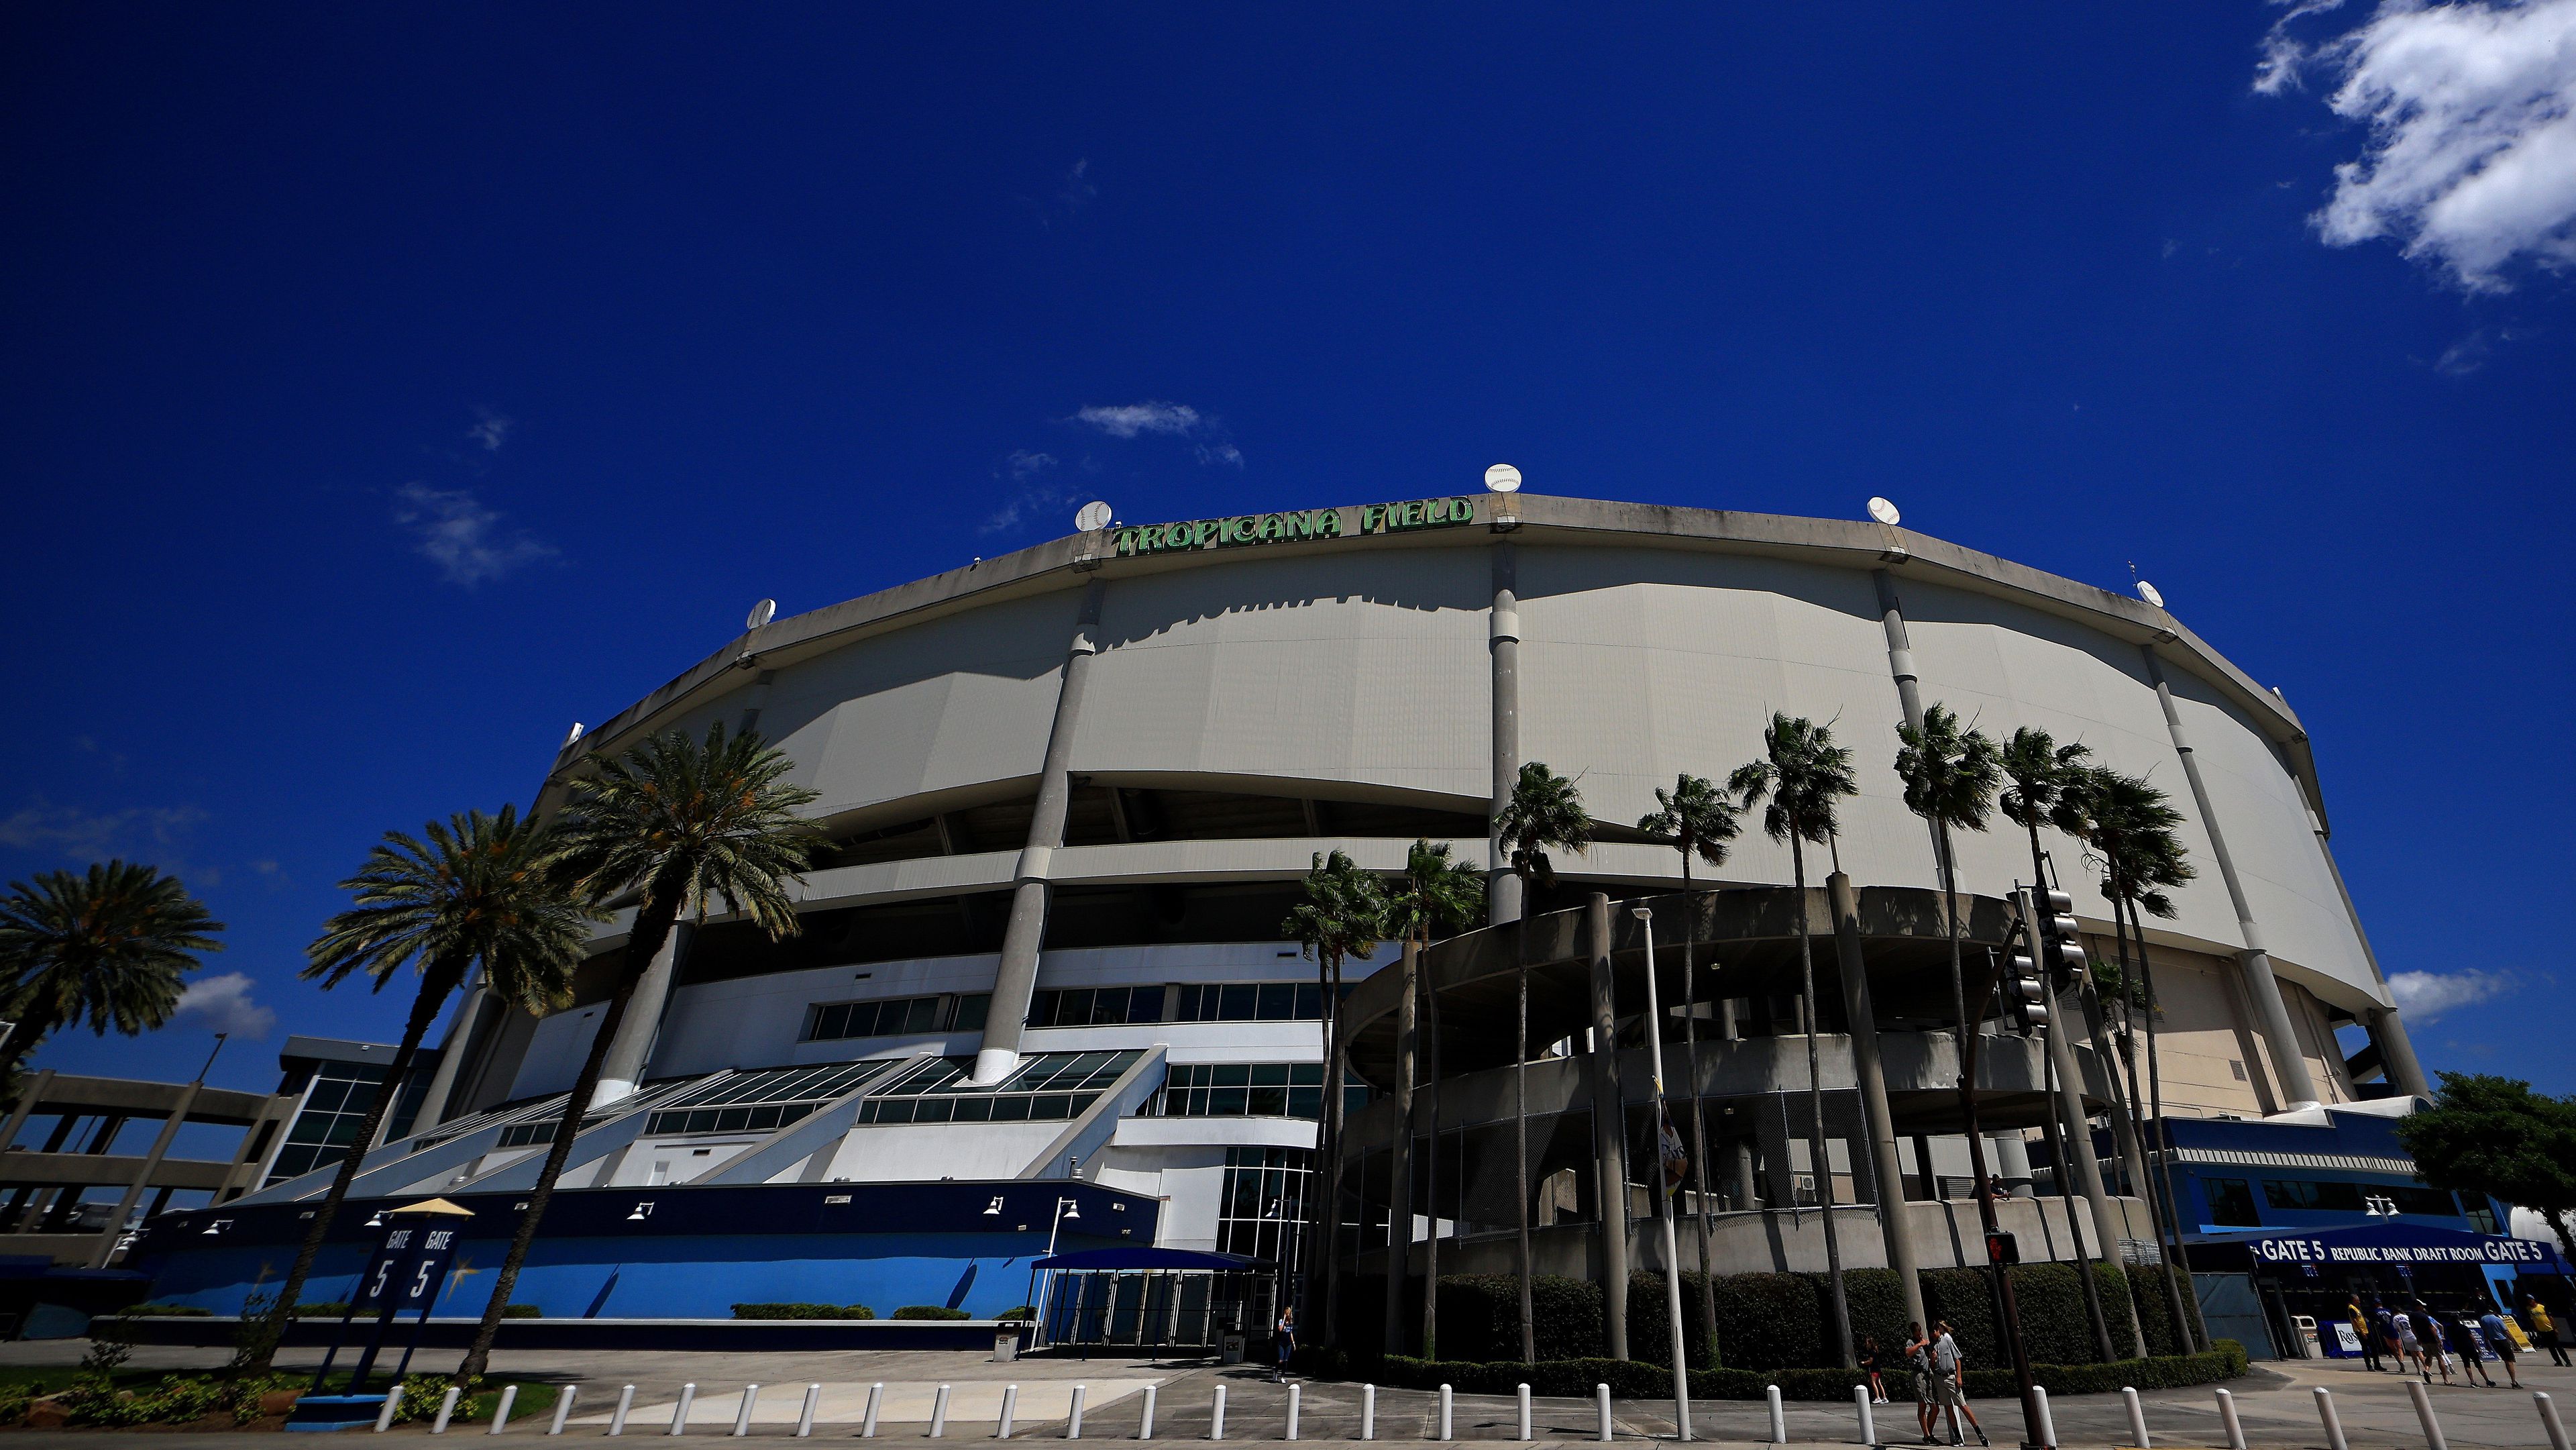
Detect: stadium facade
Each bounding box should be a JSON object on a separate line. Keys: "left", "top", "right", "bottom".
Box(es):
{"left": 129, "top": 492, "right": 2435, "bottom": 1337}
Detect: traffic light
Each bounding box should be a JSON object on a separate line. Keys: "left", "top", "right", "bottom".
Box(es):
{"left": 2002, "top": 885, "right": 2072, "bottom": 1035}
{"left": 1986, "top": 1230, "right": 2020, "bottom": 1265}
{"left": 2031, "top": 887, "right": 2088, "bottom": 979}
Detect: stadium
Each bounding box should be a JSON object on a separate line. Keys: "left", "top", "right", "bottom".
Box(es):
{"left": 127, "top": 490, "right": 2436, "bottom": 1349}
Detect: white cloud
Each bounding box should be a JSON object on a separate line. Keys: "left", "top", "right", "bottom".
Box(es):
{"left": 2262, "top": 0, "right": 2576, "bottom": 290}
{"left": 467, "top": 409, "right": 514, "bottom": 452}
{"left": 393, "top": 482, "right": 557, "bottom": 586}
{"left": 172, "top": 971, "right": 276, "bottom": 1039}
{"left": 0, "top": 800, "right": 207, "bottom": 859}
{"left": 2387, "top": 966, "right": 2512, "bottom": 1019}
{"left": 1007, "top": 450, "right": 1057, "bottom": 480}
{"left": 1073, "top": 401, "right": 1244, "bottom": 467}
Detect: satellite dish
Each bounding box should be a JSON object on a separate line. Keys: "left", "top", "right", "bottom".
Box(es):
{"left": 1075, "top": 501, "right": 1114, "bottom": 532}
{"left": 1484, "top": 464, "right": 1522, "bottom": 494}
{"left": 1867, "top": 497, "right": 1901, "bottom": 526}
{"left": 562, "top": 722, "right": 585, "bottom": 749}
{"left": 745, "top": 599, "right": 776, "bottom": 631}
{"left": 2136, "top": 580, "right": 2165, "bottom": 609}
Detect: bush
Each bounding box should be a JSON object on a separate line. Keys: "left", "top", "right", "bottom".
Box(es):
{"left": 293, "top": 1302, "right": 352, "bottom": 1318}
{"left": 56, "top": 1372, "right": 300, "bottom": 1427}
{"left": 113, "top": 1303, "right": 213, "bottom": 1318}
{"left": 501, "top": 1304, "right": 543, "bottom": 1318}
{"left": 1432, "top": 1276, "right": 1603, "bottom": 1363}
{"left": 731, "top": 1302, "right": 875, "bottom": 1320}
{"left": 998, "top": 1305, "right": 1038, "bottom": 1323}
{"left": 890, "top": 1305, "right": 971, "bottom": 1320}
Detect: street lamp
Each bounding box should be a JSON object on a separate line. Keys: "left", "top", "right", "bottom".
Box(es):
{"left": 1631, "top": 907, "right": 1694, "bottom": 1442}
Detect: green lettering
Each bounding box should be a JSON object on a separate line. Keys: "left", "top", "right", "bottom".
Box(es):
{"left": 1227, "top": 515, "right": 1258, "bottom": 544}
{"left": 1256, "top": 513, "right": 1286, "bottom": 541}
{"left": 1360, "top": 504, "right": 1387, "bottom": 533}
{"left": 1193, "top": 519, "right": 1222, "bottom": 548}
{"left": 1399, "top": 499, "right": 1426, "bottom": 528}
{"left": 1112, "top": 527, "right": 1140, "bottom": 556}
{"left": 1315, "top": 508, "right": 1343, "bottom": 537}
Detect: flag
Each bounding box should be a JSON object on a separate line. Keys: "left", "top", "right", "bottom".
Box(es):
{"left": 1656, "top": 1100, "right": 1688, "bottom": 1198}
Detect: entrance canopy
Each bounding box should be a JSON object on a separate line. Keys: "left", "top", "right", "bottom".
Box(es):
{"left": 2206, "top": 1222, "right": 2569, "bottom": 1276}
{"left": 1031, "top": 1247, "right": 1263, "bottom": 1271}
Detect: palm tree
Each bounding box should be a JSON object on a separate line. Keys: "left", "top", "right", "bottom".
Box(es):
{"left": 1998, "top": 730, "right": 2132, "bottom": 1361}
{"left": 1493, "top": 761, "right": 1591, "bottom": 1359}
{"left": 1382, "top": 839, "right": 1486, "bottom": 1361}
{"left": 2061, "top": 767, "right": 2205, "bottom": 1351}
{"left": 246, "top": 807, "right": 594, "bottom": 1373}
{"left": 1893, "top": 703, "right": 2023, "bottom": 1371}
{"left": 1638, "top": 774, "right": 1739, "bottom": 1359}
{"left": 1282, "top": 849, "right": 1388, "bottom": 1348}
{"left": 0, "top": 861, "right": 223, "bottom": 1086}
{"left": 1729, "top": 714, "right": 1860, "bottom": 1367}
{"left": 454, "top": 723, "right": 818, "bottom": 1384}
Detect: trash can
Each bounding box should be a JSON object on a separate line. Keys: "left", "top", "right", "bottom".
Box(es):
{"left": 1220, "top": 1331, "right": 1246, "bottom": 1365}
{"left": 993, "top": 1327, "right": 1021, "bottom": 1362}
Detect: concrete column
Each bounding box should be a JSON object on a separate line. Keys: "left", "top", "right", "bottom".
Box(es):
{"left": 1582, "top": 894, "right": 1629, "bottom": 1359}
{"left": 1912, "top": 1137, "right": 1937, "bottom": 1199}
{"left": 592, "top": 919, "right": 693, "bottom": 1107}
{"left": 1383, "top": 941, "right": 1420, "bottom": 1358}
{"left": 977, "top": 579, "right": 1110, "bottom": 1083}
{"left": 1489, "top": 544, "right": 1522, "bottom": 927}
{"left": 2141, "top": 652, "right": 2321, "bottom": 1109}
{"left": 1755, "top": 1099, "right": 1801, "bottom": 1208}
{"left": 2043, "top": 988, "right": 2150, "bottom": 1357}
{"left": 1828, "top": 873, "right": 1925, "bottom": 1331}
{"left": 405, "top": 974, "right": 486, "bottom": 1136}
{"left": 1872, "top": 572, "right": 1927, "bottom": 730}
{"left": 90, "top": 1081, "right": 200, "bottom": 1267}
{"left": 2367, "top": 1007, "right": 2432, "bottom": 1100}
{"left": 0, "top": 1069, "right": 54, "bottom": 1155}
{"left": 1729, "top": 1139, "right": 1760, "bottom": 1210}
{"left": 1991, "top": 1133, "right": 2034, "bottom": 1194}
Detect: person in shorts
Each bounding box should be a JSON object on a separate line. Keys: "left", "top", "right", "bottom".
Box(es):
{"left": 1271, "top": 1306, "right": 1295, "bottom": 1383}
{"left": 2414, "top": 1302, "right": 2455, "bottom": 1386}
{"left": 2392, "top": 1306, "right": 2426, "bottom": 1380}
{"left": 1904, "top": 1322, "right": 1941, "bottom": 1445}
{"left": 2348, "top": 1298, "right": 2380, "bottom": 1370}
{"left": 2478, "top": 1308, "right": 2522, "bottom": 1388}
{"left": 2526, "top": 1295, "right": 2572, "bottom": 1368}
{"left": 1860, "top": 1334, "right": 1889, "bottom": 1404}
{"left": 1932, "top": 1321, "right": 1987, "bottom": 1447}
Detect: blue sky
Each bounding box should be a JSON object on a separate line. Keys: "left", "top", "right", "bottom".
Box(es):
{"left": 4, "top": 3, "right": 2571, "bottom": 1100}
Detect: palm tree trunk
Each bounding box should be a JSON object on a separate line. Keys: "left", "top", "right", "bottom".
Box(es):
{"left": 1679, "top": 868, "right": 1718, "bottom": 1367}
{"left": 1418, "top": 934, "right": 1441, "bottom": 1361}
{"left": 1515, "top": 956, "right": 1535, "bottom": 1364}
{"left": 2127, "top": 894, "right": 2209, "bottom": 1353}
{"left": 454, "top": 896, "right": 676, "bottom": 1385}
{"left": 2106, "top": 882, "right": 2190, "bottom": 1353}
{"left": 252, "top": 964, "right": 458, "bottom": 1374}
{"left": 1316, "top": 949, "right": 1346, "bottom": 1347}
{"left": 1794, "top": 842, "right": 1854, "bottom": 1367}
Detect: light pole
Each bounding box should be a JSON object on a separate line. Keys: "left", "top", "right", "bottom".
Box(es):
{"left": 1633, "top": 907, "right": 1694, "bottom": 1441}
{"left": 1031, "top": 1196, "right": 1081, "bottom": 1345}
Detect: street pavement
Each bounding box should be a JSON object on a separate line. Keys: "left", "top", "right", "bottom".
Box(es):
{"left": 5, "top": 1338, "right": 2571, "bottom": 1447}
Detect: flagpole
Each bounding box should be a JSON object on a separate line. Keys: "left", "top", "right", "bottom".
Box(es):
{"left": 1633, "top": 905, "right": 1693, "bottom": 1440}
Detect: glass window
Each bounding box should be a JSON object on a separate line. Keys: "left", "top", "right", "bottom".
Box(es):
{"left": 1174, "top": 983, "right": 1326, "bottom": 1023}
{"left": 1216, "top": 1147, "right": 1312, "bottom": 1273}
{"left": 264, "top": 1064, "right": 390, "bottom": 1185}
{"left": 641, "top": 1060, "right": 894, "bottom": 1136}
{"left": 853, "top": 1051, "right": 1138, "bottom": 1125}
{"left": 2205, "top": 1177, "right": 2261, "bottom": 1227}
{"left": 1158, "top": 1062, "right": 1362, "bottom": 1119}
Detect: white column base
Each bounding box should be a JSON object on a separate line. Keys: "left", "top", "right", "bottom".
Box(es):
{"left": 590, "top": 1076, "right": 639, "bottom": 1110}
{"left": 970, "top": 1049, "right": 1020, "bottom": 1086}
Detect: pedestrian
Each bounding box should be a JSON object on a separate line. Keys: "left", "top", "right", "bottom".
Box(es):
{"left": 2374, "top": 1301, "right": 2401, "bottom": 1369}
{"left": 1861, "top": 1334, "right": 1889, "bottom": 1404}
{"left": 2392, "top": 1304, "right": 2426, "bottom": 1381}
{"left": 2349, "top": 1298, "right": 2379, "bottom": 1371}
{"left": 2477, "top": 1308, "right": 2523, "bottom": 1390}
{"left": 1905, "top": 1321, "right": 1941, "bottom": 1445}
{"left": 2455, "top": 1311, "right": 2500, "bottom": 1387}
{"left": 1932, "top": 1320, "right": 1987, "bottom": 1448}
{"left": 2414, "top": 1301, "right": 2455, "bottom": 1386}
{"left": 2529, "top": 1295, "right": 2573, "bottom": 1369}
{"left": 1271, "top": 1305, "right": 1295, "bottom": 1383}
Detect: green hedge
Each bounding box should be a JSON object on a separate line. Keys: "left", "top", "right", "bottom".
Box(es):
{"left": 730, "top": 1302, "right": 875, "bottom": 1320}
{"left": 890, "top": 1305, "right": 971, "bottom": 1320}
{"left": 1368, "top": 1341, "right": 2245, "bottom": 1400}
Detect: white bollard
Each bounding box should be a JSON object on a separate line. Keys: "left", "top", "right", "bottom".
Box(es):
{"left": 1595, "top": 1384, "right": 1612, "bottom": 1443}
{"left": 1360, "top": 1384, "right": 1375, "bottom": 1442}
{"left": 2214, "top": 1388, "right": 2245, "bottom": 1450}
{"left": 1286, "top": 1384, "right": 1300, "bottom": 1441}
{"left": 1518, "top": 1384, "right": 1533, "bottom": 1442}
{"left": 863, "top": 1384, "right": 884, "bottom": 1439}
{"left": 377, "top": 1390, "right": 403, "bottom": 1434}
{"left": 550, "top": 1386, "right": 579, "bottom": 1437}
{"left": 1855, "top": 1384, "right": 1876, "bottom": 1447}
{"left": 611, "top": 1386, "right": 637, "bottom": 1437}
{"left": 1767, "top": 1385, "right": 1786, "bottom": 1445}
{"left": 1438, "top": 1386, "right": 1453, "bottom": 1443}
{"left": 1210, "top": 1384, "right": 1226, "bottom": 1441}
{"left": 2408, "top": 1380, "right": 2449, "bottom": 1450}
{"left": 932, "top": 1384, "right": 953, "bottom": 1440}
{"left": 999, "top": 1385, "right": 1018, "bottom": 1440}
{"left": 434, "top": 1386, "right": 464, "bottom": 1435}
{"left": 490, "top": 1385, "right": 519, "bottom": 1436}
{"left": 1068, "top": 1384, "right": 1086, "bottom": 1440}
{"left": 1140, "top": 1386, "right": 1156, "bottom": 1441}
{"left": 2538, "top": 1393, "right": 2570, "bottom": 1450}
{"left": 2314, "top": 1388, "right": 2349, "bottom": 1450}
{"left": 798, "top": 1386, "right": 820, "bottom": 1439}
{"left": 2122, "top": 1387, "right": 2148, "bottom": 1449}
{"left": 735, "top": 1386, "right": 759, "bottom": 1438}
{"left": 2031, "top": 1386, "right": 2056, "bottom": 1450}
{"left": 672, "top": 1385, "right": 698, "bottom": 1438}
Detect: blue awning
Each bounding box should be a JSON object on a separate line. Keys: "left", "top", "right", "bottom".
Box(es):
{"left": 1032, "top": 1247, "right": 1264, "bottom": 1271}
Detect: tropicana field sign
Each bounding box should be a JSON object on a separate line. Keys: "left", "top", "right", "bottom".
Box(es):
{"left": 1108, "top": 496, "right": 1479, "bottom": 557}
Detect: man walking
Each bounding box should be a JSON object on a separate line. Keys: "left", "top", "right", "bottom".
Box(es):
{"left": 2349, "top": 1298, "right": 2380, "bottom": 1371}
{"left": 2526, "top": 1295, "right": 2572, "bottom": 1369}
{"left": 1904, "top": 1322, "right": 1942, "bottom": 1446}
{"left": 2477, "top": 1307, "right": 2524, "bottom": 1389}
{"left": 1933, "top": 1320, "right": 1988, "bottom": 1448}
